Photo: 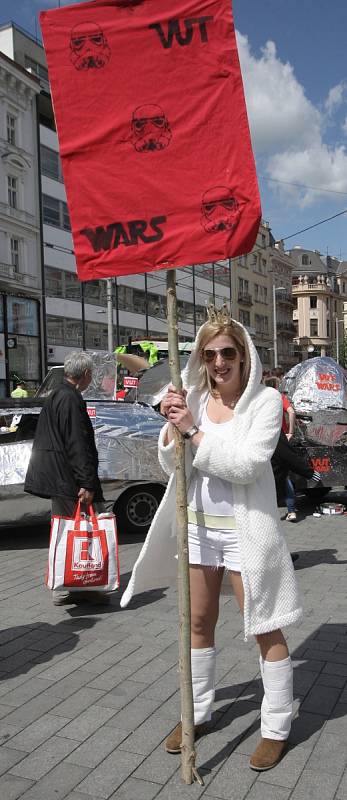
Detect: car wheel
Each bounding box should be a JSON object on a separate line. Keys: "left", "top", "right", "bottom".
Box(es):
{"left": 303, "top": 487, "right": 331, "bottom": 501}
{"left": 115, "top": 484, "right": 165, "bottom": 534}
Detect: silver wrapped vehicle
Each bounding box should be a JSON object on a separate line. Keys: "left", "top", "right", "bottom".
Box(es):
{"left": 0, "top": 354, "right": 167, "bottom": 531}
{"left": 282, "top": 356, "right": 347, "bottom": 497}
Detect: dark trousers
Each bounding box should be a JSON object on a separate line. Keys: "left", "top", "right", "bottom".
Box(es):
{"left": 51, "top": 497, "right": 105, "bottom": 516}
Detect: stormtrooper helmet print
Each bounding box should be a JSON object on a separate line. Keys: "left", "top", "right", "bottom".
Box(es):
{"left": 201, "top": 187, "right": 240, "bottom": 233}
{"left": 70, "top": 22, "right": 111, "bottom": 71}
{"left": 131, "top": 105, "right": 172, "bottom": 152}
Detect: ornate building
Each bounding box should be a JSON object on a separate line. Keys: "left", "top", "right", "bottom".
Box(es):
{"left": 289, "top": 247, "right": 347, "bottom": 360}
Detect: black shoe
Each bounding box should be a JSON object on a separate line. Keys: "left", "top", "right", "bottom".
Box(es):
{"left": 291, "top": 553, "right": 299, "bottom": 563}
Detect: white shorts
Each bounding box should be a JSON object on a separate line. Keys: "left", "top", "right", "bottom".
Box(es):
{"left": 188, "top": 524, "right": 241, "bottom": 572}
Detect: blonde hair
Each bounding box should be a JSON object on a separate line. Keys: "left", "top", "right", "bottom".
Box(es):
{"left": 195, "top": 319, "right": 251, "bottom": 396}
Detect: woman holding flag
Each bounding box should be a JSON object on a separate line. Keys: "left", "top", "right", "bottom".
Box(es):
{"left": 121, "top": 308, "right": 302, "bottom": 771}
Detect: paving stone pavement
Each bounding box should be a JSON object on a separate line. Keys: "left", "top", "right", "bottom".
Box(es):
{"left": 0, "top": 491, "right": 347, "bottom": 799}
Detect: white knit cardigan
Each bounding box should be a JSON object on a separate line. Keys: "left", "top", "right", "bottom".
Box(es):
{"left": 121, "top": 321, "right": 303, "bottom": 639}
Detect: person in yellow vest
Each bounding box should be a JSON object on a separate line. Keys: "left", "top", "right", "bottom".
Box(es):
{"left": 11, "top": 381, "right": 28, "bottom": 399}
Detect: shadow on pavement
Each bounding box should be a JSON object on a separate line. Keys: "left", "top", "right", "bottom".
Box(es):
{"left": 0, "top": 617, "right": 96, "bottom": 681}
{"left": 0, "top": 525, "right": 50, "bottom": 550}
{"left": 292, "top": 548, "right": 347, "bottom": 570}
{"left": 198, "top": 622, "right": 347, "bottom": 773}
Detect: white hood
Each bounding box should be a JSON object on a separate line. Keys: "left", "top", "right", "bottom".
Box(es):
{"left": 182, "top": 319, "right": 263, "bottom": 412}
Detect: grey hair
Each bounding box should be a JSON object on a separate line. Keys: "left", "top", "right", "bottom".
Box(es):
{"left": 64, "top": 351, "right": 93, "bottom": 379}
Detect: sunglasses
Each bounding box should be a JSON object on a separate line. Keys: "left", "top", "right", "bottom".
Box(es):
{"left": 201, "top": 347, "right": 239, "bottom": 363}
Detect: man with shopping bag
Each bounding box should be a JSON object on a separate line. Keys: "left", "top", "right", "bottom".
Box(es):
{"left": 25, "top": 351, "right": 117, "bottom": 605}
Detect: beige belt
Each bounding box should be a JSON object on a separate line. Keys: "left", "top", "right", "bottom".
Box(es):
{"left": 187, "top": 508, "right": 236, "bottom": 530}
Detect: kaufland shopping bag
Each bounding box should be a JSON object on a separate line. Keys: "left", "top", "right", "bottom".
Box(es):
{"left": 46, "top": 503, "right": 119, "bottom": 592}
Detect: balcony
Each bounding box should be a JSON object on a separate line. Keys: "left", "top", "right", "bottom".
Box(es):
{"left": 0, "top": 201, "right": 37, "bottom": 228}
{"left": 238, "top": 292, "right": 253, "bottom": 306}
{"left": 276, "top": 293, "right": 295, "bottom": 306}
{"left": 277, "top": 321, "right": 296, "bottom": 334}
{"left": 292, "top": 283, "right": 330, "bottom": 294}
{"left": 0, "top": 262, "right": 18, "bottom": 281}
{"left": 0, "top": 263, "right": 38, "bottom": 289}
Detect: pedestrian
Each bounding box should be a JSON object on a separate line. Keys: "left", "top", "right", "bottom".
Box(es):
{"left": 24, "top": 351, "right": 107, "bottom": 606}
{"left": 11, "top": 381, "right": 28, "bottom": 398}
{"left": 281, "top": 391, "right": 296, "bottom": 440}
{"left": 121, "top": 310, "right": 303, "bottom": 771}
{"left": 272, "top": 430, "right": 321, "bottom": 522}
{"left": 280, "top": 392, "right": 297, "bottom": 520}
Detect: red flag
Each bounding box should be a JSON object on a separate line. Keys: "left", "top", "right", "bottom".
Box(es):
{"left": 40, "top": 0, "right": 261, "bottom": 280}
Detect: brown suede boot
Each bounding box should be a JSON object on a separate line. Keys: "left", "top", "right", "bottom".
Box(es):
{"left": 165, "top": 722, "right": 207, "bottom": 754}
{"left": 249, "top": 738, "right": 287, "bottom": 771}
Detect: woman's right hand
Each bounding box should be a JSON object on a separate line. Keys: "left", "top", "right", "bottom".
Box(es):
{"left": 160, "top": 384, "right": 186, "bottom": 418}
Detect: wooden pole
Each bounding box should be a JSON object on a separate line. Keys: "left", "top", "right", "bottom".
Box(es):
{"left": 166, "top": 269, "right": 202, "bottom": 786}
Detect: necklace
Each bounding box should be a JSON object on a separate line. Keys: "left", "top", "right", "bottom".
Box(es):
{"left": 213, "top": 392, "right": 241, "bottom": 409}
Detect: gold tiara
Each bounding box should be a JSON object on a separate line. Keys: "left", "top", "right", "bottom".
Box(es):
{"left": 206, "top": 303, "right": 231, "bottom": 325}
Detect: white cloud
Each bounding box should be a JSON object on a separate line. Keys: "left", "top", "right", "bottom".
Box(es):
{"left": 325, "top": 82, "right": 346, "bottom": 115}
{"left": 236, "top": 32, "right": 347, "bottom": 205}
{"left": 237, "top": 33, "right": 321, "bottom": 154}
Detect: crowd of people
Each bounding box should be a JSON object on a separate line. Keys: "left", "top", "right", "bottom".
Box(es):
{"left": 25, "top": 311, "right": 316, "bottom": 772}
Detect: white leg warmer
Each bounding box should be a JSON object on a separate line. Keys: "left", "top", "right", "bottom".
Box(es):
{"left": 191, "top": 647, "right": 216, "bottom": 725}
{"left": 260, "top": 655, "right": 293, "bottom": 741}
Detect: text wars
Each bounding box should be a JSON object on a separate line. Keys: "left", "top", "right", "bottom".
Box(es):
{"left": 80, "top": 216, "right": 167, "bottom": 253}
{"left": 149, "top": 17, "right": 213, "bottom": 49}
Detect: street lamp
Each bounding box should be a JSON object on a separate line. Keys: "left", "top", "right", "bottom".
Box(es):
{"left": 335, "top": 317, "right": 344, "bottom": 365}
{"left": 273, "top": 285, "right": 285, "bottom": 369}
{"left": 96, "top": 278, "right": 114, "bottom": 353}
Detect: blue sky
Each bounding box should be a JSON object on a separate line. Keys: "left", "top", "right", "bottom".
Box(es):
{"left": 2, "top": 0, "right": 347, "bottom": 259}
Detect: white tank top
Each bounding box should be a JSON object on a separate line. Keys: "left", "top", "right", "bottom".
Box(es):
{"left": 187, "top": 399, "right": 234, "bottom": 517}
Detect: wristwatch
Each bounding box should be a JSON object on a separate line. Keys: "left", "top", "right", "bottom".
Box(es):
{"left": 183, "top": 425, "right": 199, "bottom": 440}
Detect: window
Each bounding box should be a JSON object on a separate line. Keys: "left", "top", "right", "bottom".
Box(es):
{"left": 85, "top": 321, "right": 109, "bottom": 350}
{"left": 327, "top": 320, "right": 330, "bottom": 337}
{"left": 41, "top": 145, "right": 62, "bottom": 181}
{"left": 6, "top": 297, "right": 39, "bottom": 336}
{"left": 255, "top": 314, "right": 269, "bottom": 334}
{"left": 261, "top": 234, "right": 266, "bottom": 247}
{"left": 117, "top": 285, "right": 134, "bottom": 309}
{"left": 239, "top": 309, "right": 250, "bottom": 326}
{"left": 42, "top": 194, "right": 71, "bottom": 230}
{"left": 47, "top": 316, "right": 64, "bottom": 344}
{"left": 238, "top": 278, "right": 249, "bottom": 293}
{"left": 62, "top": 202, "right": 71, "bottom": 231}
{"left": 10, "top": 238, "right": 19, "bottom": 271}
{"left": 65, "top": 272, "right": 80, "bottom": 300}
{"left": 42, "top": 194, "right": 60, "bottom": 226}
{"left": 310, "top": 319, "right": 318, "bottom": 337}
{"left": 8, "top": 176, "right": 18, "bottom": 208}
{"left": 25, "top": 55, "right": 49, "bottom": 82}
{"left": 310, "top": 296, "right": 317, "bottom": 309}
{"left": 238, "top": 254, "right": 247, "bottom": 267}
{"left": 7, "top": 113, "right": 16, "bottom": 145}
{"left": 302, "top": 254, "right": 309, "bottom": 266}
{"left": 45, "top": 268, "right": 63, "bottom": 297}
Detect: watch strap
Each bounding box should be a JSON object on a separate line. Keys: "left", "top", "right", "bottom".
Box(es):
{"left": 183, "top": 425, "right": 199, "bottom": 439}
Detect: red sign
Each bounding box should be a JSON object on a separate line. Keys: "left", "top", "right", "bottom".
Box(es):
{"left": 64, "top": 529, "right": 109, "bottom": 587}
{"left": 87, "top": 406, "right": 96, "bottom": 418}
{"left": 310, "top": 457, "right": 332, "bottom": 474}
{"left": 316, "top": 373, "right": 341, "bottom": 392}
{"left": 124, "top": 376, "right": 139, "bottom": 388}
{"left": 40, "top": 0, "right": 261, "bottom": 281}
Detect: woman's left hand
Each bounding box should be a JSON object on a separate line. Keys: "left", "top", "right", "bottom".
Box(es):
{"left": 167, "top": 390, "right": 195, "bottom": 435}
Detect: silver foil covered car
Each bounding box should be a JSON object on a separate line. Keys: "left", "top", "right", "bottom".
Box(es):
{"left": 282, "top": 357, "right": 347, "bottom": 493}
{"left": 0, "top": 354, "right": 167, "bottom": 531}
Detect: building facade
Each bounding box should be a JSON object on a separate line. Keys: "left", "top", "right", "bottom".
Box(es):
{"left": 0, "top": 48, "right": 42, "bottom": 397}
{"left": 289, "top": 247, "right": 347, "bottom": 361}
